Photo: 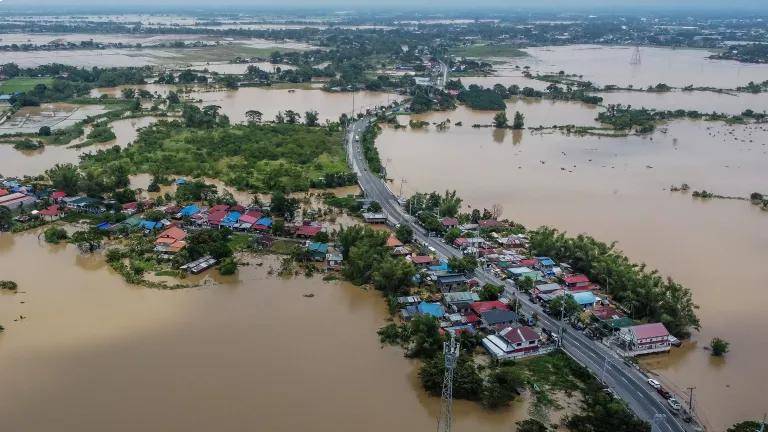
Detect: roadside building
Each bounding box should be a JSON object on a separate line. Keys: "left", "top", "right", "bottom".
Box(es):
{"left": 442, "top": 291, "right": 480, "bottom": 312}
{"left": 362, "top": 212, "right": 387, "bottom": 223}
{"left": 441, "top": 217, "right": 459, "bottom": 229}
{"left": 482, "top": 325, "right": 542, "bottom": 360}
{"left": 571, "top": 291, "right": 597, "bottom": 309}
{"left": 409, "top": 254, "right": 435, "bottom": 267}
{"left": 435, "top": 273, "right": 468, "bottom": 292}
{"left": 562, "top": 274, "right": 595, "bottom": 292}
{"left": 469, "top": 300, "right": 507, "bottom": 315}
{"left": 479, "top": 308, "right": 518, "bottom": 330}
{"left": 386, "top": 235, "right": 404, "bottom": 248}
{"left": 618, "top": 322, "right": 671, "bottom": 355}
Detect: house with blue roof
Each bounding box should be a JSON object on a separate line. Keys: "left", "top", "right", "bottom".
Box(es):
{"left": 417, "top": 301, "right": 445, "bottom": 318}
{"left": 307, "top": 242, "right": 329, "bottom": 261}
{"left": 178, "top": 204, "right": 200, "bottom": 218}
{"left": 254, "top": 216, "right": 273, "bottom": 231}
{"left": 571, "top": 291, "right": 597, "bottom": 309}
{"left": 220, "top": 211, "right": 242, "bottom": 227}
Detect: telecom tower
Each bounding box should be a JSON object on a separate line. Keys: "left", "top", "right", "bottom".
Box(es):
{"left": 437, "top": 335, "right": 460, "bottom": 432}
{"left": 630, "top": 46, "right": 642, "bottom": 65}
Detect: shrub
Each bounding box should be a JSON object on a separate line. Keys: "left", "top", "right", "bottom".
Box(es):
{"left": 43, "top": 226, "right": 69, "bottom": 243}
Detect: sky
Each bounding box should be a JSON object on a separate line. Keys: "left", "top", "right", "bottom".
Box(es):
{"left": 1, "top": 0, "right": 767, "bottom": 13}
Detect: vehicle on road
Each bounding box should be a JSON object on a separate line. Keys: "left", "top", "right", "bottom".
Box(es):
{"left": 668, "top": 397, "right": 682, "bottom": 411}
{"left": 657, "top": 387, "right": 672, "bottom": 399}
{"left": 647, "top": 379, "right": 661, "bottom": 390}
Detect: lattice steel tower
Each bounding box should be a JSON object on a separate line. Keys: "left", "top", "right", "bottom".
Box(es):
{"left": 630, "top": 46, "right": 642, "bottom": 65}
{"left": 437, "top": 335, "right": 460, "bottom": 432}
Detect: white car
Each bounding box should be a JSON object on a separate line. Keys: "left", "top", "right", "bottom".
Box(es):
{"left": 647, "top": 379, "right": 661, "bottom": 390}
{"left": 668, "top": 397, "right": 682, "bottom": 411}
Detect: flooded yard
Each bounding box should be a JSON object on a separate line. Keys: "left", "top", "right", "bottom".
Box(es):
{"left": 377, "top": 109, "right": 768, "bottom": 430}
{"left": 0, "top": 231, "right": 527, "bottom": 432}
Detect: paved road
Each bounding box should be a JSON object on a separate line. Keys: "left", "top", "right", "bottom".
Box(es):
{"left": 345, "top": 118, "right": 697, "bottom": 432}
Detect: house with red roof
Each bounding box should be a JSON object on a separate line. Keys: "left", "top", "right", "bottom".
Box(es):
{"left": 207, "top": 210, "right": 228, "bottom": 227}
{"left": 38, "top": 205, "right": 62, "bottom": 219}
{"left": 562, "top": 274, "right": 596, "bottom": 292}
{"left": 121, "top": 201, "right": 139, "bottom": 215}
{"left": 209, "top": 204, "right": 230, "bottom": 213}
{"left": 154, "top": 226, "right": 188, "bottom": 255}
{"left": 478, "top": 219, "right": 501, "bottom": 229}
{"left": 470, "top": 300, "right": 507, "bottom": 315}
{"left": 386, "top": 235, "right": 403, "bottom": 248}
{"left": 295, "top": 224, "right": 322, "bottom": 238}
{"left": 0, "top": 188, "right": 8, "bottom": 197}
{"left": 50, "top": 191, "right": 67, "bottom": 202}
{"left": 441, "top": 217, "right": 459, "bottom": 229}
{"left": 618, "top": 323, "right": 671, "bottom": 355}
{"left": 482, "top": 325, "right": 542, "bottom": 359}
{"left": 409, "top": 255, "right": 435, "bottom": 267}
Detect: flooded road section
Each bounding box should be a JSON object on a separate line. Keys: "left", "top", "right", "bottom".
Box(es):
{"left": 377, "top": 108, "right": 768, "bottom": 431}
{"left": 0, "top": 231, "right": 525, "bottom": 432}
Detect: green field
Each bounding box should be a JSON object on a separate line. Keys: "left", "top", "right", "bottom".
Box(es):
{"left": 0, "top": 77, "right": 54, "bottom": 93}
{"left": 450, "top": 43, "right": 528, "bottom": 59}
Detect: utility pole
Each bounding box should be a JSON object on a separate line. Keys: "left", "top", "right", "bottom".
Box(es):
{"left": 686, "top": 386, "right": 696, "bottom": 413}
{"left": 399, "top": 177, "right": 407, "bottom": 199}
{"left": 437, "top": 334, "right": 460, "bottom": 432}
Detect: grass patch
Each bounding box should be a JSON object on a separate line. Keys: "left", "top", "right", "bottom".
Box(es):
{"left": 0, "top": 77, "right": 54, "bottom": 93}
{"left": 228, "top": 233, "right": 253, "bottom": 252}
{"left": 450, "top": 43, "right": 528, "bottom": 59}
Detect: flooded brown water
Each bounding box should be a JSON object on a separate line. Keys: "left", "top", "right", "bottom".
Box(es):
{"left": 503, "top": 45, "right": 768, "bottom": 89}
{"left": 194, "top": 87, "right": 401, "bottom": 123}
{"left": 377, "top": 108, "right": 768, "bottom": 430}
{"left": 0, "top": 116, "right": 158, "bottom": 177}
{"left": 0, "top": 231, "right": 529, "bottom": 432}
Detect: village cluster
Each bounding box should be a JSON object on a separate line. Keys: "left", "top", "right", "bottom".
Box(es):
{"left": 388, "top": 216, "right": 679, "bottom": 362}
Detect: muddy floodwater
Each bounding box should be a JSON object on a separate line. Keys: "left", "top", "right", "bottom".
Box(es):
{"left": 0, "top": 231, "right": 527, "bottom": 432}
{"left": 500, "top": 44, "right": 768, "bottom": 89}
{"left": 0, "top": 116, "right": 158, "bottom": 177}
{"left": 193, "top": 87, "right": 402, "bottom": 123}
{"left": 377, "top": 106, "right": 768, "bottom": 430}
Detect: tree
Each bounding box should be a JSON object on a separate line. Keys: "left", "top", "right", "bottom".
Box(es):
{"left": 121, "top": 87, "right": 136, "bottom": 99}
{"left": 517, "top": 277, "right": 535, "bottom": 293}
{"left": 493, "top": 111, "right": 508, "bottom": 128}
{"left": 0, "top": 207, "right": 12, "bottom": 230}
{"left": 395, "top": 224, "right": 413, "bottom": 243}
{"left": 448, "top": 255, "right": 477, "bottom": 274}
{"left": 420, "top": 354, "right": 483, "bottom": 401}
{"left": 512, "top": 111, "right": 525, "bottom": 129}
{"left": 43, "top": 226, "right": 69, "bottom": 244}
{"left": 516, "top": 419, "right": 549, "bottom": 432}
{"left": 371, "top": 257, "right": 416, "bottom": 294}
{"left": 46, "top": 163, "right": 82, "bottom": 195}
{"left": 727, "top": 421, "right": 763, "bottom": 432}
{"left": 368, "top": 201, "right": 382, "bottom": 213}
{"left": 443, "top": 227, "right": 462, "bottom": 244}
{"left": 710, "top": 337, "right": 730, "bottom": 356}
{"left": 479, "top": 283, "right": 503, "bottom": 301}
{"left": 284, "top": 110, "right": 300, "bottom": 124}
{"left": 0, "top": 280, "right": 18, "bottom": 291}
{"left": 481, "top": 364, "right": 525, "bottom": 408}
{"left": 408, "top": 315, "right": 444, "bottom": 359}
{"left": 304, "top": 110, "right": 319, "bottom": 126}
{"left": 38, "top": 125, "right": 51, "bottom": 136}
{"left": 70, "top": 230, "right": 102, "bottom": 253}
{"left": 219, "top": 257, "right": 238, "bottom": 275}
{"left": 245, "top": 110, "right": 263, "bottom": 123}
{"left": 549, "top": 294, "right": 581, "bottom": 318}
{"left": 271, "top": 191, "right": 299, "bottom": 220}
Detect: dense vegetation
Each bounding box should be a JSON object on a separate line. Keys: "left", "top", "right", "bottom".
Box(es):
{"left": 528, "top": 227, "right": 699, "bottom": 337}
{"left": 711, "top": 43, "right": 768, "bottom": 63}
{"left": 1, "top": 63, "right": 151, "bottom": 107}
{"left": 80, "top": 117, "right": 350, "bottom": 193}
{"left": 337, "top": 225, "right": 416, "bottom": 293}
{"left": 458, "top": 85, "right": 506, "bottom": 110}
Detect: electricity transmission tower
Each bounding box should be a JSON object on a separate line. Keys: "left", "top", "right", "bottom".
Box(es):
{"left": 630, "top": 45, "right": 642, "bottom": 65}
{"left": 437, "top": 335, "right": 460, "bottom": 432}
